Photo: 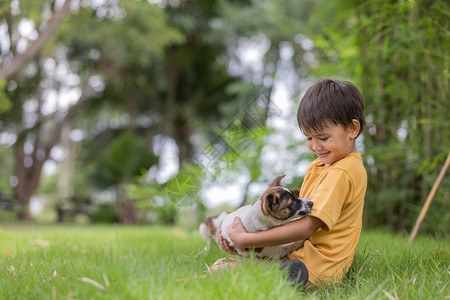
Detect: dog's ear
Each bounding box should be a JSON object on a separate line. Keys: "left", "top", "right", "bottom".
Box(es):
{"left": 261, "top": 193, "right": 276, "bottom": 216}
{"left": 261, "top": 193, "right": 278, "bottom": 216}
{"left": 291, "top": 188, "right": 300, "bottom": 197}
{"left": 268, "top": 175, "right": 286, "bottom": 188}
{"left": 261, "top": 194, "right": 270, "bottom": 216}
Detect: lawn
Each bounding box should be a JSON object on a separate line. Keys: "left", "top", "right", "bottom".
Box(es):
{"left": 0, "top": 224, "right": 448, "bottom": 299}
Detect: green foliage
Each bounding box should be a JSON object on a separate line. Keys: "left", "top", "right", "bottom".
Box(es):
{"left": 0, "top": 1, "right": 9, "bottom": 15}
{"left": 0, "top": 225, "right": 448, "bottom": 299}
{"left": 36, "top": 169, "right": 58, "bottom": 196}
{"left": 0, "top": 209, "right": 15, "bottom": 222}
{"left": 204, "top": 124, "right": 270, "bottom": 182}
{"left": 58, "top": 1, "right": 184, "bottom": 66}
{"left": 355, "top": 0, "right": 449, "bottom": 230}
{"left": 300, "top": 0, "right": 362, "bottom": 80}
{"left": 90, "top": 132, "right": 157, "bottom": 188}
{"left": 0, "top": 80, "right": 12, "bottom": 114}
{"left": 90, "top": 204, "right": 119, "bottom": 224}
{"left": 0, "top": 145, "right": 13, "bottom": 199}
{"left": 9, "top": 0, "right": 48, "bottom": 23}
{"left": 125, "top": 164, "right": 204, "bottom": 225}
{"left": 165, "top": 164, "right": 204, "bottom": 208}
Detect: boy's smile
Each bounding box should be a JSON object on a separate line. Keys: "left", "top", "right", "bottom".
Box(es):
{"left": 305, "top": 120, "right": 360, "bottom": 166}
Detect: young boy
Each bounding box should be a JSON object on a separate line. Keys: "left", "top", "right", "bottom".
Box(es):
{"left": 217, "top": 79, "right": 367, "bottom": 288}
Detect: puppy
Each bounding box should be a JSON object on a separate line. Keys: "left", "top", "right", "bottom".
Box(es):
{"left": 199, "top": 212, "right": 228, "bottom": 253}
{"left": 200, "top": 175, "right": 313, "bottom": 259}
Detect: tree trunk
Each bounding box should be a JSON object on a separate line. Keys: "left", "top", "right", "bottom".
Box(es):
{"left": 122, "top": 197, "right": 136, "bottom": 225}
{"left": 173, "top": 111, "right": 193, "bottom": 168}
{"left": 13, "top": 136, "right": 51, "bottom": 220}
{"left": 10, "top": 61, "right": 91, "bottom": 220}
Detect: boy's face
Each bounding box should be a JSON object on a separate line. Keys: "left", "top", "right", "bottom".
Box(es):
{"left": 304, "top": 120, "right": 360, "bottom": 166}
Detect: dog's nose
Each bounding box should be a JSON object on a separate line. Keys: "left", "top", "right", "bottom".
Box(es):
{"left": 306, "top": 201, "right": 313, "bottom": 209}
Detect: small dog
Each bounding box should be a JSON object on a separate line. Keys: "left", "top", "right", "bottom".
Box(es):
{"left": 199, "top": 175, "right": 313, "bottom": 259}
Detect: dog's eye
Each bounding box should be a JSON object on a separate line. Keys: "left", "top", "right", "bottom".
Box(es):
{"left": 267, "top": 194, "right": 278, "bottom": 204}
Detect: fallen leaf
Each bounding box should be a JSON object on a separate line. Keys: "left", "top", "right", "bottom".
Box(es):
{"left": 31, "top": 240, "right": 50, "bottom": 247}
{"left": 175, "top": 274, "right": 208, "bottom": 282}
{"left": 5, "top": 247, "right": 12, "bottom": 255}
{"left": 9, "top": 266, "right": 17, "bottom": 281}
{"left": 382, "top": 290, "right": 398, "bottom": 300}
{"left": 52, "top": 286, "right": 56, "bottom": 300}
{"left": 103, "top": 273, "right": 110, "bottom": 288}
{"left": 79, "top": 277, "right": 107, "bottom": 292}
{"left": 172, "top": 226, "right": 187, "bottom": 238}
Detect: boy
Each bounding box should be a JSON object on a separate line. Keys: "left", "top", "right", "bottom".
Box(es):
{"left": 217, "top": 79, "right": 367, "bottom": 288}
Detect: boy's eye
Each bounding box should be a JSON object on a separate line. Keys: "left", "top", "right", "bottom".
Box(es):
{"left": 320, "top": 138, "right": 328, "bottom": 141}
{"left": 306, "top": 137, "right": 312, "bottom": 141}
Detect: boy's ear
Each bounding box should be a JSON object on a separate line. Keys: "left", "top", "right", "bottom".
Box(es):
{"left": 349, "top": 119, "right": 360, "bottom": 139}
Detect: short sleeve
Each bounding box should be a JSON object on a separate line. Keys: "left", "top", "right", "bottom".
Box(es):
{"left": 309, "top": 168, "right": 352, "bottom": 231}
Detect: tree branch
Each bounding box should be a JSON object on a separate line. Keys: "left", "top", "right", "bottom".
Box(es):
{"left": 0, "top": 0, "right": 73, "bottom": 79}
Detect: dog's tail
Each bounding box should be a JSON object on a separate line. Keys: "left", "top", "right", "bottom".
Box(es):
{"left": 199, "top": 223, "right": 210, "bottom": 242}
{"left": 198, "top": 223, "right": 212, "bottom": 255}
{"left": 198, "top": 212, "right": 229, "bottom": 255}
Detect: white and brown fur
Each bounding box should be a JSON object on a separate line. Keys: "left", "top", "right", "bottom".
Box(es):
{"left": 199, "top": 212, "right": 228, "bottom": 253}
{"left": 200, "top": 175, "right": 313, "bottom": 259}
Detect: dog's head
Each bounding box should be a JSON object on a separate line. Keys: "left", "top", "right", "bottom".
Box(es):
{"left": 261, "top": 175, "right": 313, "bottom": 220}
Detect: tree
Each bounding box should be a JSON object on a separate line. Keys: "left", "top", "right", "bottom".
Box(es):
{"left": 0, "top": 0, "right": 80, "bottom": 219}
{"left": 0, "top": 0, "right": 72, "bottom": 79}
{"left": 0, "top": 0, "right": 183, "bottom": 219}
{"left": 55, "top": 0, "right": 263, "bottom": 223}
{"left": 356, "top": 0, "right": 449, "bottom": 230}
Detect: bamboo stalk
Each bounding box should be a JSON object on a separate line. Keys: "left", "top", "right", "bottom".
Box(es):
{"left": 408, "top": 152, "right": 450, "bottom": 245}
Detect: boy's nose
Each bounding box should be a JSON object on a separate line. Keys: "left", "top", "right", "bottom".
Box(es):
{"left": 311, "top": 141, "right": 322, "bottom": 151}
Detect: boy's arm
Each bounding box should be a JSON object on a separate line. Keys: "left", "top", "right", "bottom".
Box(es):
{"left": 226, "top": 216, "right": 324, "bottom": 251}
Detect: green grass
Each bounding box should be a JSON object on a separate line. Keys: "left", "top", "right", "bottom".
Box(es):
{"left": 0, "top": 224, "right": 448, "bottom": 299}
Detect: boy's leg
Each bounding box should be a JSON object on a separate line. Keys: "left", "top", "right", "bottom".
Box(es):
{"left": 280, "top": 259, "right": 310, "bottom": 288}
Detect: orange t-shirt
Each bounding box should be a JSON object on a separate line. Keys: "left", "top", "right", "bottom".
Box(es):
{"left": 288, "top": 152, "right": 367, "bottom": 286}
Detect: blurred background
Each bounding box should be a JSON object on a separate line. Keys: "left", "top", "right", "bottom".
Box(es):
{"left": 0, "top": 0, "right": 448, "bottom": 234}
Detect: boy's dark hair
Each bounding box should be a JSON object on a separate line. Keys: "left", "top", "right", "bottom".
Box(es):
{"left": 297, "top": 79, "right": 365, "bottom": 137}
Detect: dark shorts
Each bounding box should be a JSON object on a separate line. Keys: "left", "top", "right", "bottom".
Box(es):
{"left": 280, "top": 259, "right": 309, "bottom": 287}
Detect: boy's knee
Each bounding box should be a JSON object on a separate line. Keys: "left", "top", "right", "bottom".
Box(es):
{"left": 280, "top": 259, "right": 309, "bottom": 287}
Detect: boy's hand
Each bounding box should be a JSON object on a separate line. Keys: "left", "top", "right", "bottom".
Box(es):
{"left": 227, "top": 216, "right": 248, "bottom": 251}
{"left": 216, "top": 229, "right": 235, "bottom": 254}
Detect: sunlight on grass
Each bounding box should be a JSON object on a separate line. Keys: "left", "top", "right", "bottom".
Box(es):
{"left": 0, "top": 225, "right": 448, "bottom": 299}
